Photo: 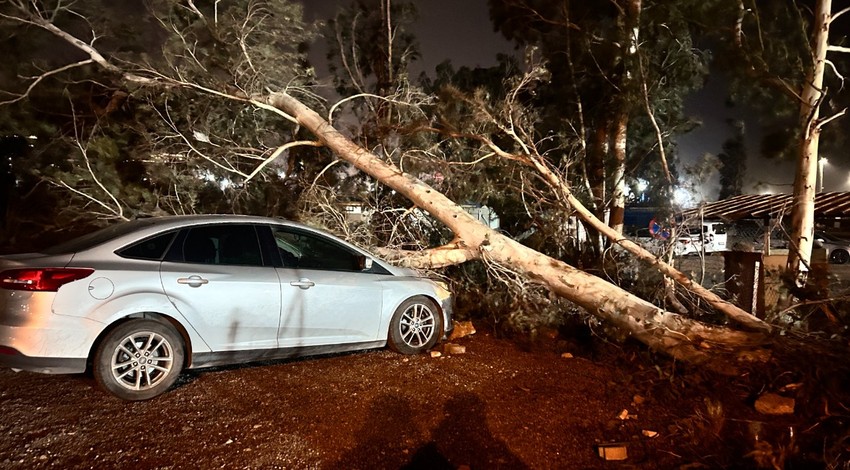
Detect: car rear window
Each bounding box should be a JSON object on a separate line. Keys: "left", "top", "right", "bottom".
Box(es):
{"left": 117, "top": 231, "right": 178, "bottom": 261}
{"left": 42, "top": 219, "right": 161, "bottom": 255}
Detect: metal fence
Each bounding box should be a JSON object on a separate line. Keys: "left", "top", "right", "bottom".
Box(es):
{"left": 726, "top": 220, "right": 789, "bottom": 251}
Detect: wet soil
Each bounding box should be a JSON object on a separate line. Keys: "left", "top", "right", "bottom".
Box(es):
{"left": 1, "top": 326, "right": 846, "bottom": 469}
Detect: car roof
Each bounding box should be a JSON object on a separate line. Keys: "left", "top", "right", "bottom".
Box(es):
{"left": 135, "top": 214, "right": 289, "bottom": 228}
{"left": 44, "top": 215, "right": 322, "bottom": 255}
{"left": 124, "top": 214, "right": 336, "bottom": 239}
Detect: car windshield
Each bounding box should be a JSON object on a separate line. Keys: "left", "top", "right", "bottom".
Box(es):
{"left": 42, "top": 219, "right": 160, "bottom": 255}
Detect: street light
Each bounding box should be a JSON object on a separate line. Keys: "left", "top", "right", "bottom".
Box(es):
{"left": 818, "top": 157, "right": 829, "bottom": 192}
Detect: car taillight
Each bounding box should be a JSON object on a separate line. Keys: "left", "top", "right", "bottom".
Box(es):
{"left": 0, "top": 268, "right": 95, "bottom": 292}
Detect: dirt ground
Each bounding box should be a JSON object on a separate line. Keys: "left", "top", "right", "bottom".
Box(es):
{"left": 1, "top": 324, "right": 846, "bottom": 469}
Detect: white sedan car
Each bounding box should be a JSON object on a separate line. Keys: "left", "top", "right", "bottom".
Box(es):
{"left": 0, "top": 215, "right": 453, "bottom": 400}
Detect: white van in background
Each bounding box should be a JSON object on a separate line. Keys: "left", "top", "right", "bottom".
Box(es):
{"left": 698, "top": 221, "right": 727, "bottom": 253}
{"left": 674, "top": 221, "right": 727, "bottom": 255}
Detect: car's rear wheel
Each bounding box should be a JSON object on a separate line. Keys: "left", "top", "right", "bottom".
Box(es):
{"left": 388, "top": 296, "right": 442, "bottom": 355}
{"left": 93, "top": 319, "right": 184, "bottom": 401}
{"left": 830, "top": 249, "right": 850, "bottom": 264}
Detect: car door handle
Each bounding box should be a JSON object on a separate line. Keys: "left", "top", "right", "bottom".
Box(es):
{"left": 290, "top": 278, "right": 315, "bottom": 290}
{"left": 177, "top": 275, "right": 209, "bottom": 288}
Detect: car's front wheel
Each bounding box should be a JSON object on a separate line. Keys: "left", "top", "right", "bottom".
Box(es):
{"left": 388, "top": 296, "right": 443, "bottom": 355}
{"left": 93, "top": 319, "right": 185, "bottom": 401}
{"left": 830, "top": 249, "right": 850, "bottom": 264}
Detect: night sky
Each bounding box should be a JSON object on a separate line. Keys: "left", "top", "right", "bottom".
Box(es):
{"left": 299, "top": 0, "right": 850, "bottom": 200}
{"left": 301, "top": 0, "right": 515, "bottom": 75}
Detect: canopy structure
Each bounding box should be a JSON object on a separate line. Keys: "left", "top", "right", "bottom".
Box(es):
{"left": 681, "top": 192, "right": 850, "bottom": 254}
{"left": 682, "top": 192, "right": 850, "bottom": 222}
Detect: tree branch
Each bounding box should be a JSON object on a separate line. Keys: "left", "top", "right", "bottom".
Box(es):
{"left": 637, "top": 48, "right": 673, "bottom": 184}
{"left": 374, "top": 244, "right": 480, "bottom": 268}
{"left": 0, "top": 59, "right": 94, "bottom": 105}
{"left": 827, "top": 45, "right": 850, "bottom": 54}
{"left": 817, "top": 107, "right": 847, "bottom": 129}
{"left": 244, "top": 140, "right": 324, "bottom": 182}
{"left": 731, "top": 0, "right": 804, "bottom": 103}
{"left": 829, "top": 5, "right": 850, "bottom": 23}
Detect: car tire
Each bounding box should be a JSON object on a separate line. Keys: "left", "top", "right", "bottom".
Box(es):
{"left": 93, "top": 319, "right": 185, "bottom": 401}
{"left": 387, "top": 296, "right": 443, "bottom": 355}
{"left": 830, "top": 249, "right": 850, "bottom": 265}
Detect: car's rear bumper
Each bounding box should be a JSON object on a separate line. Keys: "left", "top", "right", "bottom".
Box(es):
{"left": 1, "top": 290, "right": 103, "bottom": 370}
{"left": 0, "top": 346, "right": 87, "bottom": 374}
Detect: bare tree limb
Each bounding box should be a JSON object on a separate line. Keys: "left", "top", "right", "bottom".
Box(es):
{"left": 0, "top": 59, "right": 94, "bottom": 105}
{"left": 54, "top": 180, "right": 126, "bottom": 220}
{"left": 244, "top": 140, "right": 324, "bottom": 182}
{"left": 817, "top": 107, "right": 847, "bottom": 129}
{"left": 637, "top": 46, "right": 673, "bottom": 184}
{"left": 829, "top": 5, "right": 850, "bottom": 23}
{"left": 827, "top": 45, "right": 850, "bottom": 54}
{"left": 328, "top": 92, "right": 427, "bottom": 124}
{"left": 65, "top": 97, "right": 127, "bottom": 220}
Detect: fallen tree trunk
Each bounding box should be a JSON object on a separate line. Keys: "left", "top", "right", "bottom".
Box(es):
{"left": 440, "top": 122, "right": 769, "bottom": 333}
{"left": 269, "top": 92, "right": 768, "bottom": 366}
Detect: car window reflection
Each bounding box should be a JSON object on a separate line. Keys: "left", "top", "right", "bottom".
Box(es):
{"left": 272, "top": 228, "right": 363, "bottom": 272}
{"left": 181, "top": 225, "right": 263, "bottom": 267}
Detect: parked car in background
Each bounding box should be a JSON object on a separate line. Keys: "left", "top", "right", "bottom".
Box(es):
{"left": 814, "top": 231, "right": 850, "bottom": 264}
{"left": 0, "top": 215, "right": 453, "bottom": 400}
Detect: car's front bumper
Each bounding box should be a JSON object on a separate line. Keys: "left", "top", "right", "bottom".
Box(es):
{"left": 439, "top": 295, "right": 454, "bottom": 338}
{"left": 428, "top": 280, "right": 454, "bottom": 338}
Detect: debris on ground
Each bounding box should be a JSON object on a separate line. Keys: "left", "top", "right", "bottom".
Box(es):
{"left": 597, "top": 443, "right": 628, "bottom": 461}
{"left": 448, "top": 321, "right": 476, "bottom": 340}
{"left": 443, "top": 343, "right": 467, "bottom": 355}
{"left": 754, "top": 393, "right": 795, "bottom": 415}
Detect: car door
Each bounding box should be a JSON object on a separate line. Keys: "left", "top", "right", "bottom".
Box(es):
{"left": 160, "top": 224, "right": 282, "bottom": 351}
{"left": 270, "top": 226, "right": 384, "bottom": 348}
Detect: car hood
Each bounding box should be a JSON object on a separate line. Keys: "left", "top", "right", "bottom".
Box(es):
{"left": 381, "top": 263, "right": 421, "bottom": 277}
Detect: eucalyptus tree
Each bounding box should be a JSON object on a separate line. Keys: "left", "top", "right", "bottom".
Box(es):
{"left": 700, "top": 0, "right": 850, "bottom": 282}
{"left": 487, "top": 0, "right": 707, "bottom": 242}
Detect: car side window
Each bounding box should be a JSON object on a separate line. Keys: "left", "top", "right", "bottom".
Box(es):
{"left": 118, "top": 231, "right": 177, "bottom": 261}
{"left": 272, "top": 227, "right": 363, "bottom": 272}
{"left": 181, "top": 225, "right": 264, "bottom": 267}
